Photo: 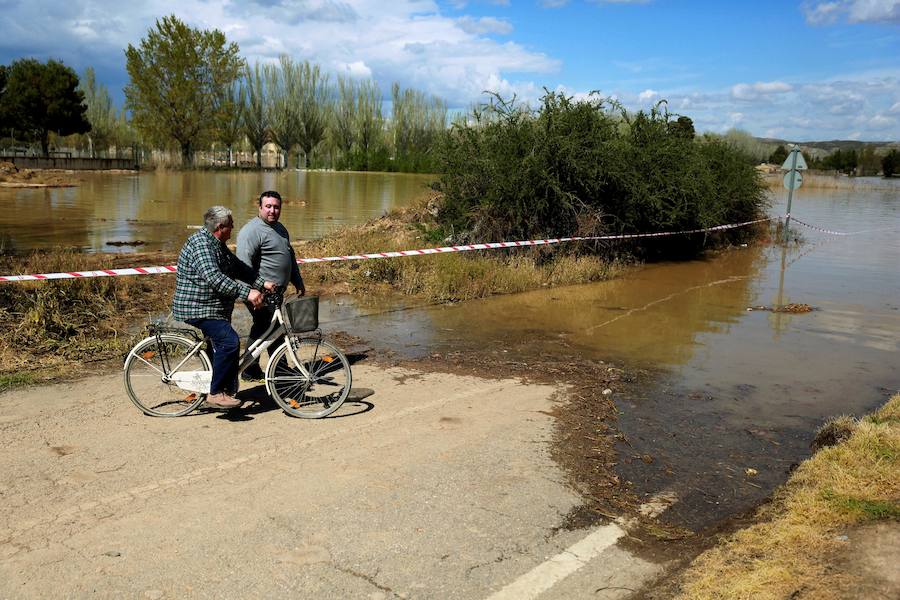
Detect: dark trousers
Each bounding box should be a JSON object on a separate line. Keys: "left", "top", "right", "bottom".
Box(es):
{"left": 245, "top": 303, "right": 283, "bottom": 375}
{"left": 186, "top": 318, "right": 240, "bottom": 395}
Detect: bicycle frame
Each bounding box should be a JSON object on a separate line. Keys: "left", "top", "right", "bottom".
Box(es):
{"left": 124, "top": 303, "right": 319, "bottom": 396}
{"left": 237, "top": 305, "right": 319, "bottom": 380}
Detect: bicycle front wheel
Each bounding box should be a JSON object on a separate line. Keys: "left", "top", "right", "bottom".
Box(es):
{"left": 124, "top": 335, "right": 210, "bottom": 417}
{"left": 265, "top": 337, "right": 351, "bottom": 418}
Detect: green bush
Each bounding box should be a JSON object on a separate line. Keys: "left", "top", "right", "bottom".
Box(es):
{"left": 437, "top": 92, "right": 769, "bottom": 256}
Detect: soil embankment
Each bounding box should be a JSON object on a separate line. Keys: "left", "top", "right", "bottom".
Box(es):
{"left": 0, "top": 161, "right": 80, "bottom": 187}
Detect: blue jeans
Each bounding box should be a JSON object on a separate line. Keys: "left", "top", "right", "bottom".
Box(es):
{"left": 185, "top": 318, "right": 240, "bottom": 395}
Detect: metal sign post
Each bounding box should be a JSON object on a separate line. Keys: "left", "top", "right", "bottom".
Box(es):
{"left": 781, "top": 145, "right": 807, "bottom": 244}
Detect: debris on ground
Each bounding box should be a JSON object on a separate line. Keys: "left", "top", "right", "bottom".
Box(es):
{"left": 747, "top": 303, "right": 815, "bottom": 313}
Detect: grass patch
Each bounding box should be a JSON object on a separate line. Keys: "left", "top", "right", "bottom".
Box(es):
{"left": 0, "top": 371, "right": 37, "bottom": 392}
{"left": 822, "top": 492, "right": 900, "bottom": 521}
{"left": 675, "top": 394, "right": 900, "bottom": 599}
{"left": 302, "top": 195, "right": 631, "bottom": 303}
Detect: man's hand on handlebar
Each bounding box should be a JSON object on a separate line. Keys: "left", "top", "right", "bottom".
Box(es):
{"left": 247, "top": 288, "right": 265, "bottom": 309}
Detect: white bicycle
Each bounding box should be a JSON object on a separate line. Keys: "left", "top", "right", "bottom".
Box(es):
{"left": 123, "top": 293, "right": 351, "bottom": 419}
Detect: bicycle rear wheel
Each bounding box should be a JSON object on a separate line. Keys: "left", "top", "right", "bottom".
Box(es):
{"left": 124, "top": 335, "right": 210, "bottom": 417}
{"left": 265, "top": 337, "right": 351, "bottom": 418}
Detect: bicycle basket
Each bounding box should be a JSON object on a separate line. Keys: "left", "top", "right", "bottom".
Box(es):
{"left": 283, "top": 296, "right": 319, "bottom": 333}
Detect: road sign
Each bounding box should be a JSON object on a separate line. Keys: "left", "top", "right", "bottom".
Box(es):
{"left": 781, "top": 148, "right": 808, "bottom": 171}
{"left": 783, "top": 171, "right": 803, "bottom": 190}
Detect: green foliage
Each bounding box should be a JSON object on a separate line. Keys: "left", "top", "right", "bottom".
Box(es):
{"left": 668, "top": 115, "right": 695, "bottom": 140}
{"left": 242, "top": 62, "right": 269, "bottom": 168}
{"left": 296, "top": 61, "right": 331, "bottom": 167}
{"left": 818, "top": 148, "right": 859, "bottom": 175}
{"left": 74, "top": 67, "right": 116, "bottom": 156}
{"left": 882, "top": 149, "right": 899, "bottom": 178}
{"left": 0, "top": 372, "right": 36, "bottom": 393}
{"left": 265, "top": 56, "right": 305, "bottom": 167}
{"left": 769, "top": 144, "right": 789, "bottom": 165}
{"left": 0, "top": 58, "right": 90, "bottom": 156}
{"left": 124, "top": 14, "right": 244, "bottom": 166}
{"left": 390, "top": 83, "right": 447, "bottom": 173}
{"left": 720, "top": 128, "right": 772, "bottom": 164}
{"left": 217, "top": 81, "right": 244, "bottom": 164}
{"left": 822, "top": 490, "right": 900, "bottom": 521}
{"left": 437, "top": 92, "right": 768, "bottom": 256}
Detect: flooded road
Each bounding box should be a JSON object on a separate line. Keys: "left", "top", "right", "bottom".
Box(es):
{"left": 6, "top": 169, "right": 898, "bottom": 529}
{"left": 313, "top": 182, "right": 900, "bottom": 528}
{"left": 0, "top": 170, "right": 434, "bottom": 253}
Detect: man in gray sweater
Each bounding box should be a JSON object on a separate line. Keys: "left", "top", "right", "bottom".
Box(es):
{"left": 236, "top": 190, "right": 306, "bottom": 380}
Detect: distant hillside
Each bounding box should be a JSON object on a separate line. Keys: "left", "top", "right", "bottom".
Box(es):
{"left": 756, "top": 138, "right": 900, "bottom": 153}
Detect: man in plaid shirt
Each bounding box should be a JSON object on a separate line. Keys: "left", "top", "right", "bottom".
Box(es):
{"left": 173, "top": 206, "right": 275, "bottom": 408}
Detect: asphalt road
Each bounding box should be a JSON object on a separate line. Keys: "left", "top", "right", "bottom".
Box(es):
{"left": 0, "top": 365, "right": 659, "bottom": 599}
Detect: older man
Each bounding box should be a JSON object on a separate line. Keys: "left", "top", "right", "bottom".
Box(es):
{"left": 236, "top": 190, "right": 306, "bottom": 381}
{"left": 173, "top": 205, "right": 274, "bottom": 408}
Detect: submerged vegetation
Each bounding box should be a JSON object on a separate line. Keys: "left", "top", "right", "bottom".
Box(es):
{"left": 676, "top": 395, "right": 900, "bottom": 599}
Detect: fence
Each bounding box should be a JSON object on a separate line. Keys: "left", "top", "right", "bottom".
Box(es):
{"left": 0, "top": 156, "right": 137, "bottom": 171}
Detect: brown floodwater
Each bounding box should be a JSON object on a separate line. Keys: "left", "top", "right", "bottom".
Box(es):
{"left": 310, "top": 181, "right": 900, "bottom": 528}
{"left": 0, "top": 170, "right": 435, "bottom": 253}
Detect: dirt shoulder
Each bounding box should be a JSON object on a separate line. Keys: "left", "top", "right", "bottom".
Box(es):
{"left": 654, "top": 394, "right": 900, "bottom": 600}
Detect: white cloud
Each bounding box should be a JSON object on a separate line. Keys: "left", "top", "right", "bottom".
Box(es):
{"left": 0, "top": 0, "right": 557, "bottom": 106}
{"left": 803, "top": 1, "right": 900, "bottom": 25}
{"left": 889, "top": 101, "right": 900, "bottom": 113}
{"left": 731, "top": 81, "right": 793, "bottom": 101}
{"left": 456, "top": 16, "right": 513, "bottom": 35}
{"left": 638, "top": 88, "right": 659, "bottom": 102}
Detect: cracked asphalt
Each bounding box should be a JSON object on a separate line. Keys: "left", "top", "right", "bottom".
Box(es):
{"left": 0, "top": 365, "right": 658, "bottom": 599}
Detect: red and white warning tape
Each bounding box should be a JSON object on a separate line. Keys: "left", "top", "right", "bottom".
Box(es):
{"left": 0, "top": 217, "right": 773, "bottom": 283}
{"left": 788, "top": 216, "right": 891, "bottom": 237}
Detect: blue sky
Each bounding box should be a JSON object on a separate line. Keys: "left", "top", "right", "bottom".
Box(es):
{"left": 1, "top": 0, "right": 899, "bottom": 141}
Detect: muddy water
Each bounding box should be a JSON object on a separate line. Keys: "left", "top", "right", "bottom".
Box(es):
{"left": 0, "top": 170, "right": 434, "bottom": 253}
{"left": 320, "top": 184, "right": 900, "bottom": 528}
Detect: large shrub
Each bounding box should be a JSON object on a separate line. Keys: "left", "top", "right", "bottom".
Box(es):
{"left": 437, "top": 92, "right": 768, "bottom": 255}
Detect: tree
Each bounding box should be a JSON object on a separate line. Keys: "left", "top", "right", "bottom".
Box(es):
{"left": 0, "top": 65, "right": 8, "bottom": 133}
{"left": 217, "top": 81, "right": 244, "bottom": 166}
{"left": 330, "top": 75, "right": 358, "bottom": 168}
{"left": 266, "top": 56, "right": 304, "bottom": 168}
{"left": 78, "top": 67, "right": 116, "bottom": 156}
{"left": 668, "top": 115, "right": 695, "bottom": 140}
{"left": 883, "top": 150, "right": 899, "bottom": 178}
{"left": 242, "top": 62, "right": 269, "bottom": 168}
{"left": 124, "top": 15, "right": 244, "bottom": 166}
{"left": 0, "top": 58, "right": 90, "bottom": 156}
{"left": 296, "top": 61, "right": 331, "bottom": 167}
{"left": 769, "top": 144, "right": 789, "bottom": 166}
{"left": 355, "top": 80, "right": 384, "bottom": 170}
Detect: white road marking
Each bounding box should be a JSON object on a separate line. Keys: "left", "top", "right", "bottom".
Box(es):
{"left": 485, "top": 490, "right": 679, "bottom": 600}
{"left": 485, "top": 523, "right": 626, "bottom": 600}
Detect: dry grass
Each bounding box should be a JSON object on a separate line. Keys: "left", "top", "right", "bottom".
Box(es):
{"left": 675, "top": 395, "right": 900, "bottom": 599}
{"left": 302, "top": 198, "right": 630, "bottom": 302}
{"left": 0, "top": 249, "right": 174, "bottom": 382}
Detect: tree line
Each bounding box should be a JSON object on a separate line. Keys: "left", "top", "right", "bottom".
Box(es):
{"left": 0, "top": 14, "right": 447, "bottom": 172}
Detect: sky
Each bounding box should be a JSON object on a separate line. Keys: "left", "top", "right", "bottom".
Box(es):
{"left": 1, "top": 0, "right": 899, "bottom": 141}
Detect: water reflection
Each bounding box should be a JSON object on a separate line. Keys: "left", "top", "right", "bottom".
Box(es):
{"left": 0, "top": 170, "right": 435, "bottom": 253}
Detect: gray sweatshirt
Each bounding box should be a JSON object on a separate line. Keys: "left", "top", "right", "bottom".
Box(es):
{"left": 236, "top": 217, "right": 303, "bottom": 290}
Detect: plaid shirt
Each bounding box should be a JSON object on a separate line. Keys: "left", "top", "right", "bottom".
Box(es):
{"left": 172, "top": 228, "right": 265, "bottom": 321}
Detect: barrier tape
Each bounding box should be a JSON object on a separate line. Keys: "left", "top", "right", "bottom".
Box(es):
{"left": 0, "top": 217, "right": 773, "bottom": 283}
{"left": 788, "top": 216, "right": 889, "bottom": 236}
